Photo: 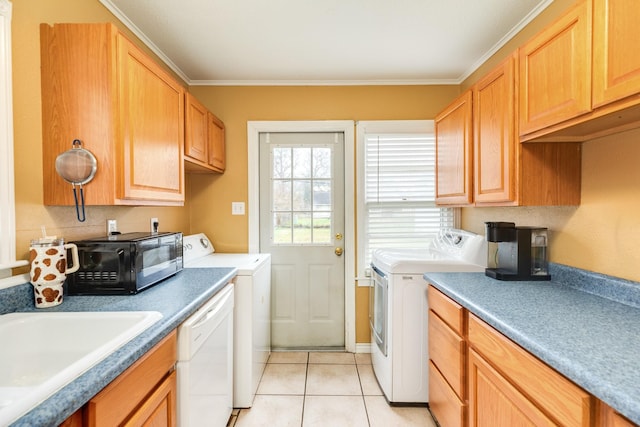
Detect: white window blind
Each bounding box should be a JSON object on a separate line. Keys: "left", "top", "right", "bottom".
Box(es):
{"left": 361, "top": 131, "right": 455, "bottom": 270}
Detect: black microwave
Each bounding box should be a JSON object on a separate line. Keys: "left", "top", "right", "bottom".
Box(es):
{"left": 67, "top": 232, "right": 183, "bottom": 295}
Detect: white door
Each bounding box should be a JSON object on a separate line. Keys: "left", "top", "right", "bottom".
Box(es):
{"left": 259, "top": 132, "right": 345, "bottom": 348}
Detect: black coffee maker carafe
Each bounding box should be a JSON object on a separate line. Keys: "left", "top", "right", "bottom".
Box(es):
{"left": 485, "top": 222, "right": 550, "bottom": 281}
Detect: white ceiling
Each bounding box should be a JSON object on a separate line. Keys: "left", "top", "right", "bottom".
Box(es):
{"left": 100, "top": 0, "right": 553, "bottom": 86}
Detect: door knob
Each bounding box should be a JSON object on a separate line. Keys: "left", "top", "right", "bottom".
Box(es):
{"left": 335, "top": 247, "right": 343, "bottom": 256}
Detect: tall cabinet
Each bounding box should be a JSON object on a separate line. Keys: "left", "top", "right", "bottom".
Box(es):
{"left": 40, "top": 23, "right": 185, "bottom": 206}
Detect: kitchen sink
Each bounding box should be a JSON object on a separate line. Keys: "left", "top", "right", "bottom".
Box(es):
{"left": 0, "top": 310, "right": 162, "bottom": 425}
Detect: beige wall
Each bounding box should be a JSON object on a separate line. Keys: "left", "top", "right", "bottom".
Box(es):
{"left": 12, "top": 0, "right": 191, "bottom": 272}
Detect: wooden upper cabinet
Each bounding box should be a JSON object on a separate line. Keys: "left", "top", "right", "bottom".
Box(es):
{"left": 473, "top": 54, "right": 517, "bottom": 206}
{"left": 207, "top": 112, "right": 226, "bottom": 173}
{"left": 40, "top": 23, "right": 185, "bottom": 206}
{"left": 435, "top": 91, "right": 473, "bottom": 206}
{"left": 592, "top": 0, "right": 640, "bottom": 108}
{"left": 116, "top": 34, "right": 185, "bottom": 203}
{"left": 519, "top": 0, "right": 592, "bottom": 136}
{"left": 185, "top": 93, "right": 209, "bottom": 164}
{"left": 184, "top": 93, "right": 226, "bottom": 173}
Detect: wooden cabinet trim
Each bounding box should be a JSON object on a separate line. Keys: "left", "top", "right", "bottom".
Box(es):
{"left": 468, "top": 315, "right": 593, "bottom": 427}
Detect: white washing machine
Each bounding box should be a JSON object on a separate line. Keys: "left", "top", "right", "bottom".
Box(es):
{"left": 183, "top": 233, "right": 271, "bottom": 408}
{"left": 369, "top": 228, "right": 486, "bottom": 404}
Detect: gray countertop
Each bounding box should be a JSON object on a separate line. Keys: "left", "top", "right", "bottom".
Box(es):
{"left": 424, "top": 264, "right": 640, "bottom": 425}
{"left": 4, "top": 267, "right": 237, "bottom": 427}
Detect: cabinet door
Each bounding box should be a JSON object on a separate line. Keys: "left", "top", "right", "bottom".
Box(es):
{"left": 468, "top": 349, "right": 556, "bottom": 427}
{"left": 124, "top": 370, "right": 177, "bottom": 427}
{"left": 468, "top": 315, "right": 593, "bottom": 427}
{"left": 593, "top": 0, "right": 640, "bottom": 108}
{"left": 185, "top": 93, "right": 209, "bottom": 163}
{"left": 435, "top": 91, "right": 473, "bottom": 206}
{"left": 117, "top": 34, "right": 185, "bottom": 204}
{"left": 473, "top": 54, "right": 517, "bottom": 205}
{"left": 519, "top": 0, "right": 592, "bottom": 135}
{"left": 207, "top": 112, "right": 226, "bottom": 172}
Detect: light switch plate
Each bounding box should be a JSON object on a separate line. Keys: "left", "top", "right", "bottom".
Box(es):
{"left": 232, "top": 202, "right": 245, "bottom": 215}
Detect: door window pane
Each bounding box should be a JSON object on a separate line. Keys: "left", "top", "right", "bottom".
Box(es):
{"left": 293, "top": 180, "right": 311, "bottom": 210}
{"left": 313, "top": 147, "right": 331, "bottom": 178}
{"left": 313, "top": 212, "right": 331, "bottom": 243}
{"left": 293, "top": 147, "right": 311, "bottom": 178}
{"left": 273, "top": 212, "right": 292, "bottom": 244}
{"left": 272, "top": 147, "right": 291, "bottom": 178}
{"left": 271, "top": 144, "right": 334, "bottom": 245}
{"left": 292, "top": 213, "right": 312, "bottom": 243}
{"left": 273, "top": 180, "right": 291, "bottom": 211}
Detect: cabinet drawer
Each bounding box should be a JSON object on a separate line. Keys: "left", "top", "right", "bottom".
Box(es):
{"left": 468, "top": 315, "right": 593, "bottom": 427}
{"left": 85, "top": 331, "right": 177, "bottom": 427}
{"left": 428, "top": 286, "right": 464, "bottom": 335}
{"left": 428, "top": 310, "right": 465, "bottom": 398}
{"left": 429, "top": 360, "right": 465, "bottom": 427}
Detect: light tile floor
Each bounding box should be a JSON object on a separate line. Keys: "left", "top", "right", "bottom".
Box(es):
{"left": 227, "top": 352, "right": 438, "bottom": 427}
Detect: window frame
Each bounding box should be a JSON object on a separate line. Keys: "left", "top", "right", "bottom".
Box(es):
{"left": 0, "top": 0, "right": 28, "bottom": 284}
{"left": 355, "top": 120, "right": 459, "bottom": 282}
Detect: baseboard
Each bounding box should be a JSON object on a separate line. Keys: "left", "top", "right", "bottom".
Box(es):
{"left": 355, "top": 343, "right": 371, "bottom": 353}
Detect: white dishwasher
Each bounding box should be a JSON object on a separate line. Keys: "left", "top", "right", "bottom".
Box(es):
{"left": 177, "top": 282, "right": 234, "bottom": 427}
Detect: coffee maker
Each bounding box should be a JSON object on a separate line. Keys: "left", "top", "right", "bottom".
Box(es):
{"left": 484, "top": 222, "right": 550, "bottom": 281}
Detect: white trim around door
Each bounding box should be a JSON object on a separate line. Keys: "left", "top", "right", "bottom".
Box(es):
{"left": 247, "top": 120, "right": 356, "bottom": 353}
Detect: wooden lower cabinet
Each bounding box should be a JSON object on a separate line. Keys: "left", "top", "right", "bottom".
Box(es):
{"left": 58, "top": 331, "right": 177, "bottom": 427}
{"left": 468, "top": 348, "right": 556, "bottom": 427}
{"left": 123, "top": 371, "right": 177, "bottom": 427}
{"left": 468, "top": 315, "right": 593, "bottom": 427}
{"left": 426, "top": 286, "right": 640, "bottom": 427}
{"left": 85, "top": 331, "right": 177, "bottom": 427}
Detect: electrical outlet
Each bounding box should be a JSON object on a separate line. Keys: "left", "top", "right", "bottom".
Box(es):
{"left": 150, "top": 217, "right": 159, "bottom": 233}
{"left": 107, "top": 219, "right": 117, "bottom": 235}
